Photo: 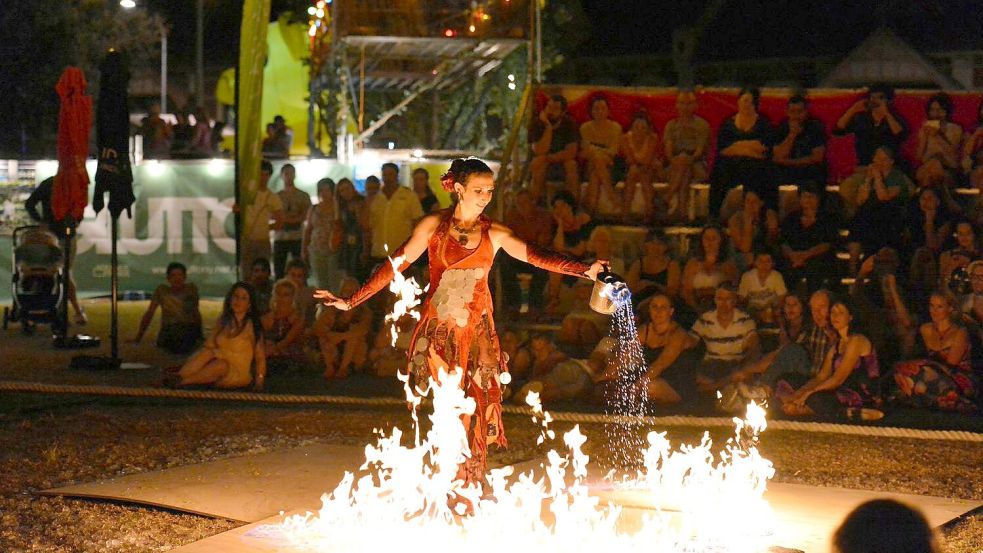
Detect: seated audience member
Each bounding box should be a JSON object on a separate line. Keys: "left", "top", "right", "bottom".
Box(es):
{"left": 780, "top": 182, "right": 836, "bottom": 292}
{"left": 961, "top": 99, "right": 983, "bottom": 190}
{"left": 845, "top": 146, "right": 913, "bottom": 274}
{"left": 915, "top": 93, "right": 963, "bottom": 198}
{"left": 732, "top": 290, "right": 837, "bottom": 392}
{"left": 833, "top": 84, "right": 908, "bottom": 174}
{"left": 502, "top": 189, "right": 554, "bottom": 319}
{"left": 620, "top": 110, "right": 664, "bottom": 221}
{"left": 285, "top": 258, "right": 317, "bottom": 324}
{"left": 850, "top": 250, "right": 918, "bottom": 362}
{"left": 312, "top": 278, "right": 371, "bottom": 379}
{"left": 960, "top": 260, "right": 983, "bottom": 368}
{"left": 517, "top": 335, "right": 619, "bottom": 404}
{"left": 710, "top": 86, "right": 775, "bottom": 218}
{"left": 498, "top": 330, "right": 532, "bottom": 387}
{"left": 779, "top": 299, "right": 881, "bottom": 418}
{"left": 681, "top": 225, "right": 739, "bottom": 313}
{"left": 627, "top": 229, "right": 681, "bottom": 306}
{"left": 166, "top": 282, "right": 266, "bottom": 390}
{"left": 248, "top": 258, "right": 273, "bottom": 315}
{"left": 132, "top": 262, "right": 203, "bottom": 354}
{"left": 368, "top": 312, "right": 415, "bottom": 378}
{"left": 738, "top": 251, "right": 787, "bottom": 326}
{"left": 691, "top": 284, "right": 760, "bottom": 393}
{"left": 663, "top": 89, "right": 711, "bottom": 221}
{"left": 579, "top": 95, "right": 624, "bottom": 217}
{"left": 772, "top": 94, "right": 827, "bottom": 187}
{"left": 584, "top": 226, "right": 625, "bottom": 276}
{"left": 529, "top": 94, "right": 580, "bottom": 202}
{"left": 634, "top": 293, "right": 700, "bottom": 403}
{"left": 546, "top": 191, "right": 592, "bottom": 314}
{"left": 939, "top": 221, "right": 980, "bottom": 293}
{"left": 833, "top": 499, "right": 940, "bottom": 553}
{"left": 893, "top": 291, "right": 976, "bottom": 413}
{"left": 411, "top": 168, "right": 440, "bottom": 214}
{"left": 728, "top": 189, "right": 779, "bottom": 270}
{"left": 907, "top": 187, "right": 952, "bottom": 255}
{"left": 558, "top": 279, "right": 609, "bottom": 356}
{"left": 261, "top": 279, "right": 306, "bottom": 372}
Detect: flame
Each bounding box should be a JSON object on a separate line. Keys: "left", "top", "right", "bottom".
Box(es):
{"left": 275, "top": 253, "right": 777, "bottom": 552}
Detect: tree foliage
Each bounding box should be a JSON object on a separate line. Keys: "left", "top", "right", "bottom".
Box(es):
{"left": 0, "top": 0, "right": 163, "bottom": 157}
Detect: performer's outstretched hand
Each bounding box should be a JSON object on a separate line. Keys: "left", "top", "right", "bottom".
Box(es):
{"left": 313, "top": 289, "right": 350, "bottom": 311}
{"left": 585, "top": 259, "right": 608, "bottom": 281}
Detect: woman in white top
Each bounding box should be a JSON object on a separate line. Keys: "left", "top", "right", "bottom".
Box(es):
{"left": 303, "top": 178, "right": 341, "bottom": 292}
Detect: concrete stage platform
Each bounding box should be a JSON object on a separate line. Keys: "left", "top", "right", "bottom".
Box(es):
{"left": 43, "top": 444, "right": 981, "bottom": 553}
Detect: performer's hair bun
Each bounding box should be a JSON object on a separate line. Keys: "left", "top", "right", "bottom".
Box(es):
{"left": 443, "top": 158, "right": 493, "bottom": 192}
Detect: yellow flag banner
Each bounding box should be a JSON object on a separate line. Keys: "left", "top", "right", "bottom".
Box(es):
{"left": 237, "top": 0, "right": 271, "bottom": 214}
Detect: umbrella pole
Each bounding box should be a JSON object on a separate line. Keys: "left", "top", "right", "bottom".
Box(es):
{"left": 59, "top": 223, "right": 72, "bottom": 338}
{"left": 110, "top": 216, "right": 119, "bottom": 360}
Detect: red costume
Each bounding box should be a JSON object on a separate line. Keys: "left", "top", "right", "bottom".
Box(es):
{"left": 348, "top": 210, "right": 590, "bottom": 482}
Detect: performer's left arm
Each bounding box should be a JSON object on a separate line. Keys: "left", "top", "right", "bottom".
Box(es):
{"left": 490, "top": 221, "right": 605, "bottom": 280}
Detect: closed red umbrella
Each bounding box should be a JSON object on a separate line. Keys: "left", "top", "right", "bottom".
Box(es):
{"left": 52, "top": 67, "right": 93, "bottom": 225}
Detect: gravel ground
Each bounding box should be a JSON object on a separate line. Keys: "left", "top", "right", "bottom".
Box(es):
{"left": 0, "top": 399, "right": 980, "bottom": 553}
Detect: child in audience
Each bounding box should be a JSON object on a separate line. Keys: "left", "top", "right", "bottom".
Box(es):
{"left": 312, "top": 278, "right": 371, "bottom": 379}
{"left": 132, "top": 262, "right": 203, "bottom": 354}
{"left": 738, "top": 251, "right": 788, "bottom": 326}
{"left": 285, "top": 258, "right": 317, "bottom": 324}
{"left": 261, "top": 279, "right": 306, "bottom": 372}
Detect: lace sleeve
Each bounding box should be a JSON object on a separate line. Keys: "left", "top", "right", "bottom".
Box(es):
{"left": 525, "top": 243, "right": 591, "bottom": 278}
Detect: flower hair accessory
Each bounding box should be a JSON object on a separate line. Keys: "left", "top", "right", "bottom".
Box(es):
{"left": 439, "top": 171, "right": 456, "bottom": 192}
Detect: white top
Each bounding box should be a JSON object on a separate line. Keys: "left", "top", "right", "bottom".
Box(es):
{"left": 738, "top": 269, "right": 787, "bottom": 312}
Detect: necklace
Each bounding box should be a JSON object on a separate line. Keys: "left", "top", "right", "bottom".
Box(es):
{"left": 452, "top": 217, "right": 480, "bottom": 246}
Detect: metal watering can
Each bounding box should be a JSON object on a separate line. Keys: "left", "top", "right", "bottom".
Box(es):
{"left": 588, "top": 265, "right": 627, "bottom": 315}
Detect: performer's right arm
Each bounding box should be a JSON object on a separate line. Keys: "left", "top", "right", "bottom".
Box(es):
{"left": 315, "top": 213, "right": 441, "bottom": 310}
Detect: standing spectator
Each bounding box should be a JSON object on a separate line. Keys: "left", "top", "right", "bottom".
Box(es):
{"left": 285, "top": 258, "right": 317, "bottom": 325}
{"left": 262, "top": 123, "right": 287, "bottom": 159}
{"left": 303, "top": 178, "right": 341, "bottom": 292}
{"left": 312, "top": 278, "right": 372, "bottom": 379}
{"left": 780, "top": 182, "right": 835, "bottom": 293}
{"left": 579, "top": 95, "right": 623, "bottom": 217}
{"left": 367, "top": 163, "right": 423, "bottom": 268}
{"left": 140, "top": 102, "right": 172, "bottom": 159}
{"left": 166, "top": 282, "right": 266, "bottom": 390}
{"left": 273, "top": 163, "right": 312, "bottom": 280}
{"left": 363, "top": 175, "right": 381, "bottom": 206}
{"left": 627, "top": 229, "right": 681, "bottom": 305}
{"left": 738, "top": 251, "right": 787, "bottom": 326}
{"left": 961, "top": 99, "right": 983, "bottom": 189}
{"left": 664, "top": 89, "right": 711, "bottom": 221}
{"left": 335, "top": 178, "right": 368, "bottom": 280}
{"left": 845, "top": 146, "right": 913, "bottom": 273}
{"left": 772, "top": 94, "right": 827, "bottom": 187}
{"left": 915, "top": 93, "right": 963, "bottom": 196}
{"left": 261, "top": 279, "right": 306, "bottom": 372}
{"left": 239, "top": 160, "right": 283, "bottom": 279}
{"left": 620, "top": 110, "right": 663, "bottom": 221}
{"left": 634, "top": 293, "right": 700, "bottom": 403}
{"left": 710, "top": 86, "right": 775, "bottom": 218}
{"left": 2, "top": 196, "right": 15, "bottom": 226}
{"left": 893, "top": 291, "right": 976, "bottom": 413}
{"left": 681, "top": 225, "right": 739, "bottom": 313}
{"left": 273, "top": 115, "right": 293, "bottom": 152}
{"left": 170, "top": 110, "right": 193, "bottom": 157}
{"left": 24, "top": 177, "right": 86, "bottom": 325}
{"left": 131, "top": 262, "right": 203, "bottom": 354}
{"left": 833, "top": 84, "right": 908, "bottom": 170}
{"left": 779, "top": 299, "right": 882, "bottom": 418}
{"left": 412, "top": 168, "right": 440, "bottom": 213}
{"left": 529, "top": 94, "right": 580, "bottom": 202}
{"left": 190, "top": 106, "right": 213, "bottom": 158}
{"left": 502, "top": 189, "right": 554, "bottom": 319}
{"left": 248, "top": 257, "right": 273, "bottom": 315}
{"left": 691, "top": 284, "right": 760, "bottom": 394}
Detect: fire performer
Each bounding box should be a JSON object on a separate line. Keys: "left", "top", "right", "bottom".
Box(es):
{"left": 316, "top": 158, "right": 605, "bottom": 484}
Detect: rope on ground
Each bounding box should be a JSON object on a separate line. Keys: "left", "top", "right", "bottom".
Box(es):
{"left": 2, "top": 380, "right": 980, "bottom": 443}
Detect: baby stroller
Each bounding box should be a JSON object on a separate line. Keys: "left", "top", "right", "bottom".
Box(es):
{"left": 2, "top": 225, "right": 65, "bottom": 334}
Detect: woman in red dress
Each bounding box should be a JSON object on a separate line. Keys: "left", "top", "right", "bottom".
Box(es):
{"left": 315, "top": 158, "right": 605, "bottom": 483}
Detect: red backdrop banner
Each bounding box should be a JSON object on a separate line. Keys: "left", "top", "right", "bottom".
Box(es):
{"left": 538, "top": 86, "right": 983, "bottom": 183}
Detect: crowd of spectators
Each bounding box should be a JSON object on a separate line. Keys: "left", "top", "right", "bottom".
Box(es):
{"left": 139, "top": 103, "right": 220, "bottom": 159}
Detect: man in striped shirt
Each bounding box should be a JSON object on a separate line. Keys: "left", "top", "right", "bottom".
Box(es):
{"left": 691, "top": 284, "right": 760, "bottom": 393}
